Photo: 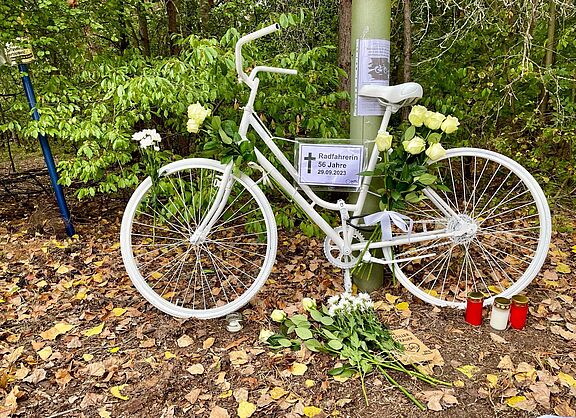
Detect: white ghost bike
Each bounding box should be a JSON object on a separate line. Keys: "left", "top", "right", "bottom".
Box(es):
{"left": 120, "top": 24, "right": 551, "bottom": 318}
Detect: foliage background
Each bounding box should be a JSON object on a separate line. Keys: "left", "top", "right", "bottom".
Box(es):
{"left": 0, "top": 0, "right": 574, "bottom": 208}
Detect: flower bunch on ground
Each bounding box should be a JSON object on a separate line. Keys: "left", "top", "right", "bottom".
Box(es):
{"left": 366, "top": 105, "right": 459, "bottom": 212}
{"left": 262, "top": 294, "right": 450, "bottom": 409}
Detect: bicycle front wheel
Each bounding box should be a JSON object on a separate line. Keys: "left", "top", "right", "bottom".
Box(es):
{"left": 120, "top": 158, "right": 277, "bottom": 319}
{"left": 385, "top": 148, "right": 551, "bottom": 308}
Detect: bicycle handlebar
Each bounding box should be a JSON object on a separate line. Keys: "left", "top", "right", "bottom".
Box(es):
{"left": 235, "top": 23, "right": 297, "bottom": 87}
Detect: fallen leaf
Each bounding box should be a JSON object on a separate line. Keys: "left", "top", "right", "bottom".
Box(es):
{"left": 555, "top": 400, "right": 576, "bottom": 417}
{"left": 557, "top": 371, "right": 576, "bottom": 388}
{"left": 237, "top": 401, "right": 257, "bottom": 418}
{"left": 139, "top": 338, "right": 155, "bottom": 348}
{"left": 385, "top": 293, "right": 400, "bottom": 303}
{"left": 335, "top": 398, "right": 352, "bottom": 407}
{"left": 23, "top": 368, "right": 46, "bottom": 384}
{"left": 290, "top": 362, "right": 308, "bottom": 376}
{"left": 98, "top": 407, "right": 111, "bottom": 418}
{"left": 110, "top": 384, "right": 129, "bottom": 401}
{"left": 164, "top": 351, "right": 177, "bottom": 360}
{"left": 497, "top": 355, "right": 514, "bottom": 370}
{"left": 486, "top": 374, "right": 498, "bottom": 388}
{"left": 82, "top": 354, "right": 94, "bottom": 361}
{"left": 529, "top": 382, "right": 550, "bottom": 408}
{"left": 209, "top": 406, "right": 229, "bottom": 418}
{"left": 303, "top": 405, "right": 322, "bottom": 417}
{"left": 230, "top": 350, "right": 249, "bottom": 365}
{"left": 40, "top": 322, "right": 75, "bottom": 340}
{"left": 112, "top": 308, "right": 126, "bottom": 317}
{"left": 37, "top": 346, "right": 53, "bottom": 361}
{"left": 305, "top": 379, "right": 315, "bottom": 388}
{"left": 456, "top": 364, "right": 479, "bottom": 379}
{"left": 187, "top": 364, "right": 205, "bottom": 375}
{"left": 203, "top": 337, "right": 215, "bottom": 349}
{"left": 506, "top": 395, "right": 526, "bottom": 408}
{"left": 270, "top": 387, "right": 288, "bottom": 400}
{"left": 177, "top": 335, "right": 194, "bottom": 348}
{"left": 185, "top": 388, "right": 202, "bottom": 404}
{"left": 55, "top": 369, "right": 72, "bottom": 386}
{"left": 395, "top": 301, "right": 410, "bottom": 311}
{"left": 489, "top": 333, "right": 507, "bottom": 344}
{"left": 5, "top": 346, "right": 24, "bottom": 364}
{"left": 83, "top": 322, "right": 105, "bottom": 337}
{"left": 555, "top": 262, "right": 571, "bottom": 274}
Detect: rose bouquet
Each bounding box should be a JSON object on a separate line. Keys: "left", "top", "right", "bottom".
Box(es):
{"left": 367, "top": 105, "right": 460, "bottom": 211}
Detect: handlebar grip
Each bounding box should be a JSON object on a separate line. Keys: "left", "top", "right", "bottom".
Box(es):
{"left": 235, "top": 23, "right": 281, "bottom": 86}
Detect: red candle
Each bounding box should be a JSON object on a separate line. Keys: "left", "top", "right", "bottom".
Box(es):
{"left": 465, "top": 292, "right": 484, "bottom": 326}
{"left": 510, "top": 295, "right": 529, "bottom": 329}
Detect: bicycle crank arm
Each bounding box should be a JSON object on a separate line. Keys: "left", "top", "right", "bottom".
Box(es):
{"left": 362, "top": 252, "right": 436, "bottom": 265}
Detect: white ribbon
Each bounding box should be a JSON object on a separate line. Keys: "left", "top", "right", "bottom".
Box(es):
{"left": 247, "top": 162, "right": 271, "bottom": 187}
{"left": 364, "top": 211, "right": 414, "bottom": 241}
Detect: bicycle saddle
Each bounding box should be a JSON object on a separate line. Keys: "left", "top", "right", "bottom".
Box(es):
{"left": 359, "top": 82, "right": 423, "bottom": 105}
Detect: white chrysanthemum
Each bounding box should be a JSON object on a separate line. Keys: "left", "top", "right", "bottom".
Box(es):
{"left": 140, "top": 136, "right": 154, "bottom": 149}
{"left": 328, "top": 295, "right": 340, "bottom": 306}
{"left": 132, "top": 131, "right": 146, "bottom": 142}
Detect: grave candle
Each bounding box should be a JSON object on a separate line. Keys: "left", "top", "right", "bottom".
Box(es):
{"left": 465, "top": 292, "right": 484, "bottom": 326}
{"left": 510, "top": 295, "right": 529, "bottom": 330}
{"left": 490, "top": 297, "right": 511, "bottom": 330}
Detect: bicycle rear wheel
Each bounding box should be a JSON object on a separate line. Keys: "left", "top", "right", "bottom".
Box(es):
{"left": 385, "top": 148, "right": 551, "bottom": 308}
{"left": 120, "top": 158, "right": 277, "bottom": 318}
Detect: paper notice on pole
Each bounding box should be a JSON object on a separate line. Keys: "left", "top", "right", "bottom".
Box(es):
{"left": 297, "top": 143, "right": 364, "bottom": 188}
{"left": 354, "top": 39, "right": 390, "bottom": 116}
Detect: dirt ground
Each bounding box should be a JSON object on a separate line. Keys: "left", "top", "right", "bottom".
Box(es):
{"left": 0, "top": 185, "right": 575, "bottom": 418}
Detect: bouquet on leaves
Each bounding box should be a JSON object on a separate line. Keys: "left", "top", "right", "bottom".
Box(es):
{"left": 368, "top": 105, "right": 460, "bottom": 211}
{"left": 261, "top": 294, "right": 450, "bottom": 410}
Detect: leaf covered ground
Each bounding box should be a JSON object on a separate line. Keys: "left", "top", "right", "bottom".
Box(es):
{"left": 0, "top": 194, "right": 575, "bottom": 418}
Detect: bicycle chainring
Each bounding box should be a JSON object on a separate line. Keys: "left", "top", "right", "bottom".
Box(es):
{"left": 323, "top": 226, "right": 366, "bottom": 269}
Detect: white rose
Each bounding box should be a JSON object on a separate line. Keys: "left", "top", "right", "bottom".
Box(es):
{"left": 408, "top": 105, "right": 427, "bottom": 127}
{"left": 441, "top": 115, "right": 460, "bottom": 134}
{"left": 270, "top": 309, "right": 286, "bottom": 322}
{"left": 423, "top": 111, "right": 446, "bottom": 130}
{"left": 302, "top": 298, "right": 317, "bottom": 312}
{"left": 402, "top": 136, "right": 426, "bottom": 155}
{"left": 258, "top": 329, "right": 275, "bottom": 343}
{"left": 425, "top": 143, "right": 446, "bottom": 161}
{"left": 375, "top": 132, "right": 393, "bottom": 152}
{"left": 187, "top": 119, "right": 200, "bottom": 134}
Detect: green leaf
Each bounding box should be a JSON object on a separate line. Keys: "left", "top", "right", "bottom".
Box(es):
{"left": 295, "top": 327, "right": 313, "bottom": 340}
{"left": 327, "top": 339, "right": 343, "bottom": 350}
{"left": 309, "top": 309, "right": 324, "bottom": 322}
{"left": 404, "top": 125, "right": 416, "bottom": 141}
{"left": 319, "top": 316, "right": 334, "bottom": 326}
{"left": 304, "top": 339, "right": 323, "bottom": 352}
{"left": 278, "top": 338, "right": 292, "bottom": 347}
{"left": 416, "top": 173, "right": 437, "bottom": 185}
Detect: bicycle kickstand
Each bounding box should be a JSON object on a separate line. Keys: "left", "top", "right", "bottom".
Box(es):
{"left": 337, "top": 199, "right": 353, "bottom": 293}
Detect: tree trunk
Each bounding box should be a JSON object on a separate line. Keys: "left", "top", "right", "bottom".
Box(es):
{"left": 166, "top": 0, "right": 179, "bottom": 55}
{"left": 401, "top": 0, "right": 412, "bottom": 119}
{"left": 136, "top": 3, "right": 151, "bottom": 56}
{"left": 199, "top": 0, "right": 213, "bottom": 32}
{"left": 337, "top": 0, "right": 352, "bottom": 110}
{"left": 538, "top": 0, "right": 556, "bottom": 118}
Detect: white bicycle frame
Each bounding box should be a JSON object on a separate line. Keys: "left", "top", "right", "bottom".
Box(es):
{"left": 197, "top": 23, "right": 461, "bottom": 263}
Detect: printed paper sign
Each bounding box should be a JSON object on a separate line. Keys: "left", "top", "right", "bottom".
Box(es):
{"left": 298, "top": 143, "right": 364, "bottom": 187}
{"left": 390, "top": 329, "right": 440, "bottom": 365}
{"left": 354, "top": 39, "right": 390, "bottom": 116}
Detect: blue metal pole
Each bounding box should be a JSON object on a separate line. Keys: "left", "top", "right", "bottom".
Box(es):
{"left": 19, "top": 64, "right": 75, "bottom": 237}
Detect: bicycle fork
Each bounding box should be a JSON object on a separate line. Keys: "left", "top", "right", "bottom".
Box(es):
{"left": 189, "top": 162, "right": 235, "bottom": 244}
